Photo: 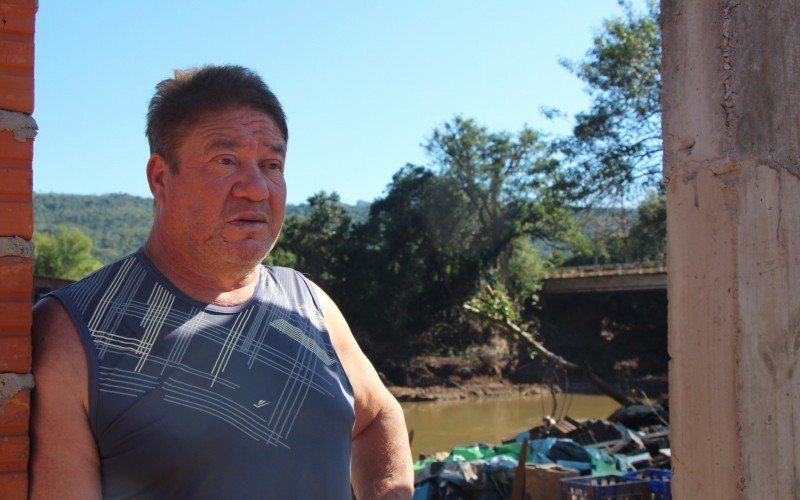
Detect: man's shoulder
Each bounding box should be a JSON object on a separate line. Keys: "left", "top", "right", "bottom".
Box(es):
{"left": 261, "top": 264, "right": 309, "bottom": 283}
{"left": 260, "top": 265, "right": 325, "bottom": 305}
{"left": 43, "top": 250, "right": 144, "bottom": 321}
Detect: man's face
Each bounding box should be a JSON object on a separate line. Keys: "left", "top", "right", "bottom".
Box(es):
{"left": 155, "top": 107, "right": 287, "bottom": 272}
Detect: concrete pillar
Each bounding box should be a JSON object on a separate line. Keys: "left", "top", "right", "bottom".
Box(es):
{"left": 663, "top": 0, "right": 800, "bottom": 497}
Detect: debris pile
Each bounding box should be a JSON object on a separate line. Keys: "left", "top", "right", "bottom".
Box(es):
{"left": 412, "top": 406, "right": 670, "bottom": 499}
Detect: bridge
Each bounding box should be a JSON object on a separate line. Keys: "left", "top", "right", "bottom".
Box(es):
{"left": 541, "top": 263, "right": 667, "bottom": 295}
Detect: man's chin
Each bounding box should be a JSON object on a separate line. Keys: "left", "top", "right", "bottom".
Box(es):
{"left": 219, "top": 240, "right": 271, "bottom": 268}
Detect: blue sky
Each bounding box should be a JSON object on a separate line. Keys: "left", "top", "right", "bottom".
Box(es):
{"left": 33, "top": 1, "right": 647, "bottom": 205}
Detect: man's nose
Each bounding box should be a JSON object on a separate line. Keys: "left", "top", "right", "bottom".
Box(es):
{"left": 231, "top": 162, "right": 270, "bottom": 201}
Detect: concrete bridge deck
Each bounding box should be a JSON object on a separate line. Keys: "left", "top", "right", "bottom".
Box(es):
{"left": 542, "top": 264, "right": 667, "bottom": 294}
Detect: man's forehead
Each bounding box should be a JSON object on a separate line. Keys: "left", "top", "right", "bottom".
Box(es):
{"left": 190, "top": 108, "right": 286, "bottom": 153}
{"left": 192, "top": 108, "right": 281, "bottom": 135}
{"left": 202, "top": 136, "right": 286, "bottom": 155}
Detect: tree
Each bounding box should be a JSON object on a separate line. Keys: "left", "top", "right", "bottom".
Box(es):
{"left": 336, "top": 165, "right": 472, "bottom": 353}
{"left": 336, "top": 118, "right": 569, "bottom": 356}
{"left": 557, "top": 206, "right": 634, "bottom": 266}
{"left": 34, "top": 226, "right": 102, "bottom": 279}
{"left": 267, "top": 192, "right": 353, "bottom": 289}
{"left": 628, "top": 191, "right": 666, "bottom": 263}
{"left": 504, "top": 236, "right": 548, "bottom": 304}
{"left": 554, "top": 1, "right": 661, "bottom": 201}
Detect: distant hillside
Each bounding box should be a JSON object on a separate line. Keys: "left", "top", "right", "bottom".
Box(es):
{"left": 573, "top": 205, "right": 635, "bottom": 237}
{"left": 34, "top": 193, "right": 370, "bottom": 264}
{"left": 34, "top": 193, "right": 154, "bottom": 264}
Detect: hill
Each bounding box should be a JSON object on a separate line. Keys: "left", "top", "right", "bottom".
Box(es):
{"left": 33, "top": 193, "right": 370, "bottom": 264}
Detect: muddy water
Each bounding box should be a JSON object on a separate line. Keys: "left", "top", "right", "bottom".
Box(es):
{"left": 401, "top": 393, "right": 621, "bottom": 458}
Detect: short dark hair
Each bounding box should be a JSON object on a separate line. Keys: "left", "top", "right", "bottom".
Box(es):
{"left": 146, "top": 65, "right": 288, "bottom": 171}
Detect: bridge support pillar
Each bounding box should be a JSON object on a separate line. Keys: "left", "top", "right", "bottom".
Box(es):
{"left": 663, "top": 1, "right": 800, "bottom": 497}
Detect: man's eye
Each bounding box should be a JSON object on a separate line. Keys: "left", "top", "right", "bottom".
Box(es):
{"left": 217, "top": 157, "right": 236, "bottom": 166}
{"left": 263, "top": 162, "right": 282, "bottom": 171}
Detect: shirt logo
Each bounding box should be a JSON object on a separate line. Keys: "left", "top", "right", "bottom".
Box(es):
{"left": 253, "top": 400, "right": 270, "bottom": 408}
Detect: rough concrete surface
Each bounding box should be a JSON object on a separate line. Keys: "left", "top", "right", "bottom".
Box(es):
{"left": 0, "top": 373, "right": 34, "bottom": 400}
{"left": 738, "top": 163, "right": 800, "bottom": 498}
{"left": 663, "top": 0, "right": 800, "bottom": 498}
{"left": 661, "top": 0, "right": 726, "bottom": 183}
{"left": 0, "top": 110, "right": 37, "bottom": 142}
{"left": 0, "top": 237, "right": 33, "bottom": 258}
{"left": 667, "top": 164, "right": 742, "bottom": 499}
{"left": 729, "top": 3, "right": 800, "bottom": 177}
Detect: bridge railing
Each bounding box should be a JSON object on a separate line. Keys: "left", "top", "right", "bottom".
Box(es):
{"left": 545, "top": 262, "right": 667, "bottom": 280}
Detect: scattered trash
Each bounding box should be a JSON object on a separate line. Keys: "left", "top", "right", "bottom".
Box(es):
{"left": 413, "top": 406, "right": 671, "bottom": 499}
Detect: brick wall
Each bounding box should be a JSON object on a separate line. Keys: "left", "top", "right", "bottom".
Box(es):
{"left": 0, "top": 1, "right": 38, "bottom": 498}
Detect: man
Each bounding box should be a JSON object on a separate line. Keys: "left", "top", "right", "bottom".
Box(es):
{"left": 30, "top": 66, "right": 414, "bottom": 499}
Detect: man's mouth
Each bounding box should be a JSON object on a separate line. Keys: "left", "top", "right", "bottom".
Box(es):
{"left": 229, "top": 213, "right": 269, "bottom": 226}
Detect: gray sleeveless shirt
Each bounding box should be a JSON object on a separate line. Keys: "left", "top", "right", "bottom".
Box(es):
{"left": 51, "top": 250, "right": 355, "bottom": 499}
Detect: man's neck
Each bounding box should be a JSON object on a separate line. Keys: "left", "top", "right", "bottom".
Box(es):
{"left": 143, "top": 236, "right": 260, "bottom": 307}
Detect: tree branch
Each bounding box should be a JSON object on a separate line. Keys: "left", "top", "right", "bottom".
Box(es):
{"left": 462, "top": 302, "right": 637, "bottom": 406}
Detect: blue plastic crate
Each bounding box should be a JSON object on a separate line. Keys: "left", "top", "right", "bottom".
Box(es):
{"left": 623, "top": 468, "right": 672, "bottom": 500}
{"left": 561, "top": 474, "right": 650, "bottom": 499}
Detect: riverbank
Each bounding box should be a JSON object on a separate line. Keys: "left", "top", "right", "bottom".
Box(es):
{"left": 388, "top": 374, "right": 668, "bottom": 403}
{"left": 389, "top": 377, "right": 548, "bottom": 402}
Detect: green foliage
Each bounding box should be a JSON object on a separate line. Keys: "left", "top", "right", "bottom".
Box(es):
{"left": 34, "top": 193, "right": 154, "bottom": 264}
{"left": 560, "top": 208, "right": 632, "bottom": 265}
{"left": 33, "top": 226, "right": 102, "bottom": 279}
{"left": 554, "top": 1, "right": 662, "bottom": 200}
{"left": 628, "top": 191, "right": 666, "bottom": 262}
{"left": 506, "top": 237, "right": 547, "bottom": 303}
{"left": 263, "top": 243, "right": 299, "bottom": 269}
{"left": 268, "top": 191, "right": 353, "bottom": 289}
{"left": 554, "top": 194, "right": 665, "bottom": 266}
{"left": 465, "top": 286, "right": 518, "bottom": 323}
{"left": 425, "top": 117, "right": 566, "bottom": 240}
{"left": 333, "top": 117, "right": 568, "bottom": 355}
{"left": 336, "top": 165, "right": 474, "bottom": 352}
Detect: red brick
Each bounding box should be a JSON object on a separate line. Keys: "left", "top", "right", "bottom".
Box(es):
{"left": 0, "top": 301, "right": 30, "bottom": 329}
{"left": 0, "top": 471, "right": 27, "bottom": 500}
{"left": 0, "top": 325, "right": 25, "bottom": 337}
{"left": 0, "top": 333, "right": 30, "bottom": 372}
{"left": 0, "top": 37, "right": 33, "bottom": 71}
{"left": 0, "top": 130, "right": 34, "bottom": 162}
{"left": 0, "top": 71, "right": 33, "bottom": 115}
{"left": 0, "top": 390, "right": 29, "bottom": 434}
{"left": 0, "top": 166, "right": 31, "bottom": 199}
{"left": 0, "top": 0, "right": 36, "bottom": 114}
{"left": 0, "top": 200, "right": 32, "bottom": 238}
{"left": 0, "top": 434, "right": 28, "bottom": 473}
{"left": 0, "top": 258, "right": 31, "bottom": 299}
{"left": 0, "top": 1, "right": 37, "bottom": 37}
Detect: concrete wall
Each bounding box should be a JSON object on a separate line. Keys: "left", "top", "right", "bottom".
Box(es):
{"left": 663, "top": 0, "right": 800, "bottom": 497}
{"left": 0, "top": 1, "right": 37, "bottom": 497}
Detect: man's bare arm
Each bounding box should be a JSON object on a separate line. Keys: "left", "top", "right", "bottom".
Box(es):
{"left": 29, "top": 298, "right": 101, "bottom": 499}
{"left": 315, "top": 285, "right": 414, "bottom": 499}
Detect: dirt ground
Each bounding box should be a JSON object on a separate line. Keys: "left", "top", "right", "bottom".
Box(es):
{"left": 389, "top": 376, "right": 548, "bottom": 402}
{"left": 384, "top": 355, "right": 668, "bottom": 403}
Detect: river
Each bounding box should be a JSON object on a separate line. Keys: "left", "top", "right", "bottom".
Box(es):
{"left": 401, "top": 393, "right": 621, "bottom": 458}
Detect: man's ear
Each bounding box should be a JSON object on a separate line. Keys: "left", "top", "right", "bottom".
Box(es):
{"left": 147, "top": 154, "right": 171, "bottom": 204}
